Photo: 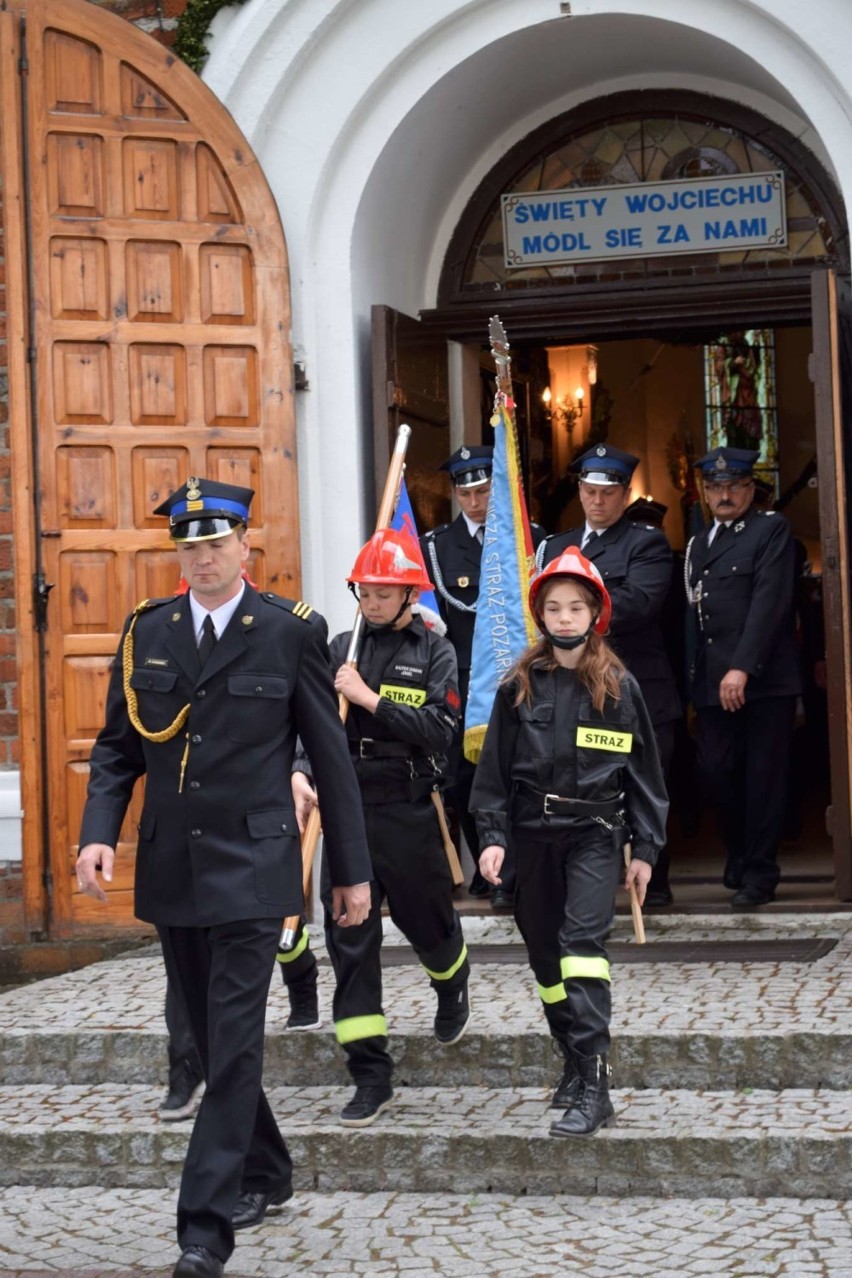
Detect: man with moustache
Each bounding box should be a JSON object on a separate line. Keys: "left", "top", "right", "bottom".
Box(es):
{"left": 76, "top": 478, "right": 372, "bottom": 1277}
{"left": 686, "top": 448, "right": 800, "bottom": 908}
{"left": 536, "top": 444, "right": 680, "bottom": 906}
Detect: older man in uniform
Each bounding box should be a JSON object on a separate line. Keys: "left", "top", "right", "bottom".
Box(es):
{"left": 76, "top": 478, "right": 372, "bottom": 1278}
{"left": 686, "top": 447, "right": 800, "bottom": 907}
{"left": 537, "top": 444, "right": 680, "bottom": 905}
{"left": 421, "top": 446, "right": 545, "bottom": 908}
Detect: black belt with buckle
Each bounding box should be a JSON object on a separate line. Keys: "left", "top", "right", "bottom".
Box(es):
{"left": 519, "top": 782, "right": 624, "bottom": 818}
{"left": 355, "top": 738, "right": 415, "bottom": 761}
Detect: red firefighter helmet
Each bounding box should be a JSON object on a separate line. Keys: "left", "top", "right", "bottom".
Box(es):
{"left": 528, "top": 547, "right": 612, "bottom": 635}
{"left": 347, "top": 528, "right": 433, "bottom": 589}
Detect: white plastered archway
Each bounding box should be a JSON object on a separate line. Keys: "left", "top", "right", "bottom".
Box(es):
{"left": 204, "top": 0, "right": 852, "bottom": 632}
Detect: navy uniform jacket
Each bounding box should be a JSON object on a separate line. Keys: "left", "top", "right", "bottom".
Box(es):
{"left": 328, "top": 616, "right": 460, "bottom": 797}
{"left": 538, "top": 518, "right": 680, "bottom": 727}
{"left": 687, "top": 506, "right": 801, "bottom": 708}
{"left": 470, "top": 665, "right": 667, "bottom": 864}
{"left": 421, "top": 515, "right": 546, "bottom": 687}
{"left": 79, "top": 585, "right": 372, "bottom": 927}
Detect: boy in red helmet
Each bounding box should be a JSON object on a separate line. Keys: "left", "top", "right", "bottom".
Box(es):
{"left": 293, "top": 527, "right": 470, "bottom": 1128}
{"left": 471, "top": 549, "right": 668, "bottom": 1136}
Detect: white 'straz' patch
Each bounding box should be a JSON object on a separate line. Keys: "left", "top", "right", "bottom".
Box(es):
{"left": 576, "top": 725, "right": 632, "bottom": 753}
{"left": 380, "top": 683, "right": 426, "bottom": 706}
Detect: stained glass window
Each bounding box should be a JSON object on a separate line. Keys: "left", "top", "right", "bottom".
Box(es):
{"left": 703, "top": 329, "right": 778, "bottom": 492}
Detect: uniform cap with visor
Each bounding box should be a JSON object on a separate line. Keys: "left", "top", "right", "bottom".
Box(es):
{"left": 153, "top": 477, "right": 253, "bottom": 542}
{"left": 440, "top": 445, "right": 493, "bottom": 490}
{"left": 573, "top": 443, "right": 639, "bottom": 488}
{"left": 529, "top": 547, "right": 612, "bottom": 642}
{"left": 694, "top": 447, "right": 759, "bottom": 481}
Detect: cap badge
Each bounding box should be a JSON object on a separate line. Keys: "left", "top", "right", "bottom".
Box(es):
{"left": 460, "top": 446, "right": 470, "bottom": 460}
{"left": 186, "top": 476, "right": 202, "bottom": 501}
{"left": 596, "top": 445, "right": 606, "bottom": 457}
{"left": 717, "top": 455, "right": 728, "bottom": 471}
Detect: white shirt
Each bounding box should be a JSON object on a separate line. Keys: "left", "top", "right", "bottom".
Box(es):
{"left": 707, "top": 519, "right": 732, "bottom": 546}
{"left": 188, "top": 582, "right": 246, "bottom": 645}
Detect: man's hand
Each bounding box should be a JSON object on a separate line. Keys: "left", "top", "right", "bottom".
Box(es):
{"left": 625, "top": 857, "right": 652, "bottom": 907}
{"left": 719, "top": 668, "right": 748, "bottom": 712}
{"left": 332, "top": 883, "right": 371, "bottom": 928}
{"left": 76, "top": 843, "right": 115, "bottom": 903}
{"left": 290, "top": 771, "right": 318, "bottom": 834}
{"left": 479, "top": 845, "right": 505, "bottom": 886}
{"left": 334, "top": 665, "right": 379, "bottom": 712}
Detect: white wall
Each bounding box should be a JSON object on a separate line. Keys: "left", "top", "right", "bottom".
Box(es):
{"left": 203, "top": 0, "right": 852, "bottom": 634}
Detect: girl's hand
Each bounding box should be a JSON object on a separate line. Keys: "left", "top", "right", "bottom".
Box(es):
{"left": 479, "top": 845, "right": 505, "bottom": 886}
{"left": 625, "top": 857, "right": 652, "bottom": 906}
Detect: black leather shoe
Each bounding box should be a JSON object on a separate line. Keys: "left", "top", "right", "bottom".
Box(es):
{"left": 723, "top": 860, "right": 744, "bottom": 890}
{"left": 340, "top": 1083, "right": 393, "bottom": 1127}
{"left": 173, "top": 1246, "right": 224, "bottom": 1278}
{"left": 731, "top": 886, "right": 775, "bottom": 910}
{"left": 232, "top": 1183, "right": 293, "bottom": 1230}
{"left": 644, "top": 887, "right": 674, "bottom": 908}
{"left": 490, "top": 889, "right": 515, "bottom": 911}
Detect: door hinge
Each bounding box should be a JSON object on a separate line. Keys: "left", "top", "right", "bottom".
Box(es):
{"left": 33, "top": 572, "right": 54, "bottom": 632}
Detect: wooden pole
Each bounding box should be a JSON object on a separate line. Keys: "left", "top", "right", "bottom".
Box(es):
{"left": 623, "top": 842, "right": 646, "bottom": 945}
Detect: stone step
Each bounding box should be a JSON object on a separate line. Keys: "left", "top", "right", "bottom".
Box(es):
{"left": 3, "top": 1083, "right": 851, "bottom": 1199}
{"left": 3, "top": 1023, "right": 851, "bottom": 1091}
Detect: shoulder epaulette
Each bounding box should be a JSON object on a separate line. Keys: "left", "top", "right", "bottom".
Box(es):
{"left": 132, "top": 595, "right": 179, "bottom": 616}
{"left": 262, "top": 592, "right": 317, "bottom": 622}
{"left": 424, "top": 523, "right": 450, "bottom": 539}
{"left": 759, "top": 509, "right": 777, "bottom": 517}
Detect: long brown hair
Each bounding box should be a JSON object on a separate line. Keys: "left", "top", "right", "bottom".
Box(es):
{"left": 508, "top": 578, "right": 625, "bottom": 712}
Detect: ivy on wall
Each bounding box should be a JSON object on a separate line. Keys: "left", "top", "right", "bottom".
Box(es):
{"left": 173, "top": 0, "right": 247, "bottom": 73}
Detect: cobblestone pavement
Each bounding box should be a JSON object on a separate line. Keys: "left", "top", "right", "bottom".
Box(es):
{"left": 0, "top": 1189, "right": 849, "bottom": 1276}
{"left": 0, "top": 913, "right": 849, "bottom": 1041}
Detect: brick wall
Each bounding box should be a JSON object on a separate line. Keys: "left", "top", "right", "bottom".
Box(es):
{"left": 87, "top": 0, "right": 192, "bottom": 49}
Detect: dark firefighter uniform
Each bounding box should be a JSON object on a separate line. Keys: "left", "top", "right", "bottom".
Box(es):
{"left": 78, "top": 479, "right": 371, "bottom": 1269}
{"left": 421, "top": 445, "right": 545, "bottom": 901}
{"left": 320, "top": 614, "right": 469, "bottom": 1089}
{"left": 687, "top": 449, "right": 800, "bottom": 901}
{"left": 470, "top": 663, "right": 667, "bottom": 1059}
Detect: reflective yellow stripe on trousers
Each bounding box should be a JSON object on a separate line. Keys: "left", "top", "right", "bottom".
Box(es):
{"left": 277, "top": 927, "right": 309, "bottom": 964}
{"left": 561, "top": 954, "right": 611, "bottom": 982}
{"left": 422, "top": 944, "right": 468, "bottom": 982}
{"left": 335, "top": 1015, "right": 388, "bottom": 1045}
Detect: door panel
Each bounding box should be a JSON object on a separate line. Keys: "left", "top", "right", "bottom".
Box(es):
{"left": 811, "top": 268, "right": 852, "bottom": 898}
{"left": 4, "top": 0, "right": 297, "bottom": 936}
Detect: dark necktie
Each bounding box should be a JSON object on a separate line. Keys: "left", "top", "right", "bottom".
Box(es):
{"left": 474, "top": 527, "right": 484, "bottom": 546}
{"left": 198, "top": 613, "right": 217, "bottom": 666}
{"left": 583, "top": 530, "right": 598, "bottom": 550}
{"left": 713, "top": 523, "right": 730, "bottom": 546}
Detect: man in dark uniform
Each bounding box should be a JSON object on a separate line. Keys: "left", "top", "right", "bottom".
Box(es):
{"left": 76, "top": 478, "right": 372, "bottom": 1278}
{"left": 421, "top": 446, "right": 544, "bottom": 909}
{"left": 537, "top": 445, "right": 680, "bottom": 905}
{"left": 686, "top": 447, "right": 800, "bottom": 908}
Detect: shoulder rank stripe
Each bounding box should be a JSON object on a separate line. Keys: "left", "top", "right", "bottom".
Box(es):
{"left": 292, "top": 601, "right": 314, "bottom": 621}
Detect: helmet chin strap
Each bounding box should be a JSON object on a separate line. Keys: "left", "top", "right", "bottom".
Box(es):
{"left": 547, "top": 628, "right": 591, "bottom": 651}
{"left": 349, "top": 583, "right": 413, "bottom": 632}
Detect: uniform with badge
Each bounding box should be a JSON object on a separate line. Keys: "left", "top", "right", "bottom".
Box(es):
{"left": 470, "top": 550, "right": 667, "bottom": 1138}
{"left": 536, "top": 445, "right": 679, "bottom": 904}
{"left": 686, "top": 447, "right": 801, "bottom": 906}
{"left": 421, "top": 445, "right": 545, "bottom": 906}
{"left": 307, "top": 528, "right": 470, "bottom": 1129}
{"left": 77, "top": 479, "right": 371, "bottom": 1278}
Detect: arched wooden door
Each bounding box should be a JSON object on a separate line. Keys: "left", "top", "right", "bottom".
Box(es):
{"left": 1, "top": 0, "right": 298, "bottom": 937}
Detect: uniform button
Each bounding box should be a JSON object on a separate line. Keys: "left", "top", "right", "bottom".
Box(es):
{"left": 191, "top": 828, "right": 202, "bottom": 838}
{"left": 732, "top": 566, "right": 738, "bottom": 572}
{"left": 191, "top": 734, "right": 202, "bottom": 744}
{"left": 197, "top": 688, "right": 207, "bottom": 699}
{"left": 707, "top": 638, "right": 713, "bottom": 644}
{"left": 703, "top": 591, "right": 709, "bottom": 599}
{"left": 280, "top": 823, "right": 287, "bottom": 831}
{"left": 189, "top": 781, "right": 200, "bottom": 791}
{"left": 703, "top": 569, "right": 709, "bottom": 576}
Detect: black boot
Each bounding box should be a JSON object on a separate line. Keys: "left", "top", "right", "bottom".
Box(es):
{"left": 549, "top": 1042, "right": 581, "bottom": 1110}
{"left": 550, "top": 1054, "right": 614, "bottom": 1137}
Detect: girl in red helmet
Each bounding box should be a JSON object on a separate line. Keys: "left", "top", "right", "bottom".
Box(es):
{"left": 292, "top": 527, "right": 470, "bottom": 1130}
{"left": 470, "top": 548, "right": 667, "bottom": 1136}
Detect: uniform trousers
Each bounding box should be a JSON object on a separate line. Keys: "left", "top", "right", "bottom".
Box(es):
{"left": 646, "top": 718, "right": 675, "bottom": 895}
{"left": 158, "top": 918, "right": 292, "bottom": 1262}
{"left": 323, "top": 795, "right": 469, "bottom": 1087}
{"left": 696, "top": 695, "right": 797, "bottom": 894}
{"left": 513, "top": 826, "right": 622, "bottom": 1059}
